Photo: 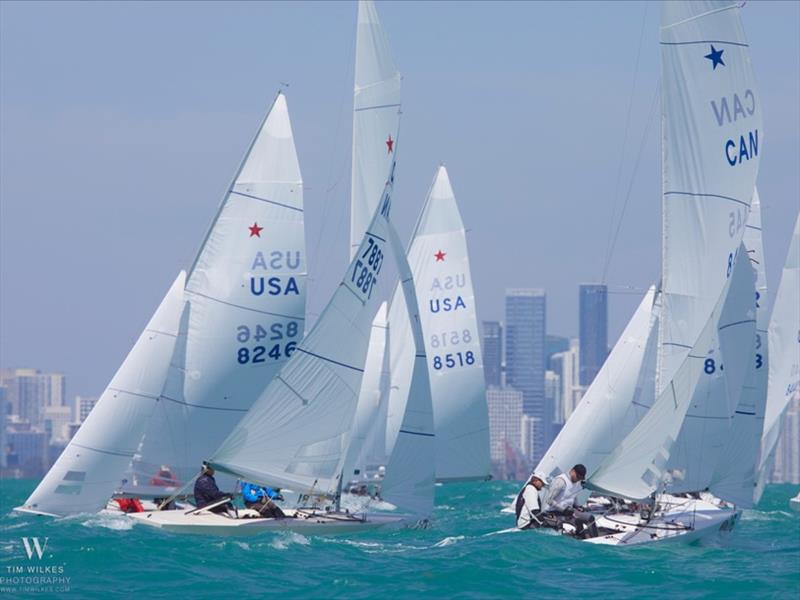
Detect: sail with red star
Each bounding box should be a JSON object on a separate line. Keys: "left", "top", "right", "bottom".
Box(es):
{"left": 350, "top": 0, "right": 401, "bottom": 259}
{"left": 122, "top": 92, "right": 307, "bottom": 495}
{"left": 384, "top": 166, "right": 490, "bottom": 483}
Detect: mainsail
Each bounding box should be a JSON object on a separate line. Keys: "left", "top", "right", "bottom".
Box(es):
{"left": 209, "top": 183, "right": 396, "bottom": 495}
{"left": 709, "top": 190, "right": 769, "bottom": 507}
{"left": 351, "top": 0, "right": 401, "bottom": 258}
{"left": 124, "top": 93, "right": 306, "bottom": 493}
{"left": 756, "top": 213, "right": 800, "bottom": 499}
{"left": 657, "top": 0, "right": 763, "bottom": 393}
{"left": 18, "top": 273, "right": 187, "bottom": 516}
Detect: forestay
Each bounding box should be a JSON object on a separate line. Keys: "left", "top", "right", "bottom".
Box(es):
{"left": 657, "top": 0, "right": 763, "bottom": 394}
{"left": 710, "top": 190, "right": 768, "bottom": 507}
{"left": 351, "top": 0, "right": 401, "bottom": 258}
{"left": 756, "top": 214, "right": 800, "bottom": 499}
{"left": 18, "top": 273, "right": 187, "bottom": 516}
{"left": 536, "top": 286, "right": 659, "bottom": 482}
{"left": 124, "top": 93, "right": 306, "bottom": 494}
{"left": 209, "top": 189, "right": 395, "bottom": 495}
{"left": 664, "top": 240, "right": 756, "bottom": 494}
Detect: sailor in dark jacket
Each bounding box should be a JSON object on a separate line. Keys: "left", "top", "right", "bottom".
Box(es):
{"left": 194, "top": 464, "right": 235, "bottom": 516}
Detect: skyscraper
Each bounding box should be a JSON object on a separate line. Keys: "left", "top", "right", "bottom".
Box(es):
{"left": 482, "top": 321, "right": 503, "bottom": 387}
{"left": 486, "top": 386, "right": 523, "bottom": 464}
{"left": 2, "top": 369, "right": 66, "bottom": 427}
{"left": 579, "top": 284, "right": 608, "bottom": 386}
{"left": 505, "top": 289, "right": 548, "bottom": 461}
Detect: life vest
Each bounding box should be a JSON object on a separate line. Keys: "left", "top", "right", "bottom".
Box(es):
{"left": 550, "top": 472, "right": 582, "bottom": 511}
{"left": 515, "top": 481, "right": 543, "bottom": 529}
{"left": 115, "top": 498, "right": 144, "bottom": 513}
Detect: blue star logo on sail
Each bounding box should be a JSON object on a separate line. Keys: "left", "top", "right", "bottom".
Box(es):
{"left": 704, "top": 45, "right": 725, "bottom": 70}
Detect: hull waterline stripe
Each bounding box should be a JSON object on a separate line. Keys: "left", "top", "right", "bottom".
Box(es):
{"left": 229, "top": 190, "right": 303, "bottom": 213}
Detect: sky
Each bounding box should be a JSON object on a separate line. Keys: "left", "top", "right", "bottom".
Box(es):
{"left": 1, "top": 0, "right": 798, "bottom": 398}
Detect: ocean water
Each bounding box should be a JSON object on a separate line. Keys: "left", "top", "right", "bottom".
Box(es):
{"left": 1, "top": 479, "right": 798, "bottom": 598}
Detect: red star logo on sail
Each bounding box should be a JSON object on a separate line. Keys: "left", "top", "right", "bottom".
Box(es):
{"left": 386, "top": 134, "right": 394, "bottom": 154}
{"left": 249, "top": 222, "right": 263, "bottom": 238}
{"left": 434, "top": 250, "right": 446, "bottom": 262}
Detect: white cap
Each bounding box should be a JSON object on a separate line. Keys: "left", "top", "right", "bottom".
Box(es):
{"left": 530, "top": 472, "right": 549, "bottom": 486}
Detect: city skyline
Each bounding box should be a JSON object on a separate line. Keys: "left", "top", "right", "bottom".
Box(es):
{"left": 1, "top": 1, "right": 798, "bottom": 397}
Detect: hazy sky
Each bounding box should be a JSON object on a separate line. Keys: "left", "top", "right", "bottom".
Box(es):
{"left": 1, "top": 1, "right": 798, "bottom": 397}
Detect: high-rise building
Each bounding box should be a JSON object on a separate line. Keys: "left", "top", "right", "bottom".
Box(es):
{"left": 1, "top": 369, "right": 66, "bottom": 427}
{"left": 44, "top": 405, "right": 73, "bottom": 443}
{"left": 579, "top": 284, "right": 608, "bottom": 386}
{"left": 486, "top": 386, "right": 523, "bottom": 465}
{"left": 545, "top": 335, "right": 570, "bottom": 366}
{"left": 550, "top": 338, "right": 582, "bottom": 423}
{"left": 482, "top": 321, "right": 503, "bottom": 387}
{"left": 505, "top": 289, "right": 548, "bottom": 461}
{"left": 545, "top": 370, "right": 563, "bottom": 425}
{"left": 520, "top": 414, "right": 542, "bottom": 464}
{"left": 6, "top": 429, "right": 48, "bottom": 478}
{"left": 771, "top": 396, "right": 800, "bottom": 484}
{"left": 74, "top": 395, "right": 98, "bottom": 423}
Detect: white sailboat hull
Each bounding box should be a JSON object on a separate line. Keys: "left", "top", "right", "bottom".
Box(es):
{"left": 790, "top": 494, "right": 800, "bottom": 512}
{"left": 127, "top": 508, "right": 409, "bottom": 536}
{"left": 584, "top": 496, "right": 739, "bottom": 547}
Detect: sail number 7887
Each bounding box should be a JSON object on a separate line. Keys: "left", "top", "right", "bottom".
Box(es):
{"left": 350, "top": 236, "right": 384, "bottom": 300}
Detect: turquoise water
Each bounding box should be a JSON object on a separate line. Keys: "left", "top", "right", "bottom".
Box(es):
{"left": 1, "top": 479, "right": 798, "bottom": 598}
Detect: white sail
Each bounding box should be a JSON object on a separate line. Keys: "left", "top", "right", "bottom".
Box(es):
{"left": 407, "top": 167, "right": 489, "bottom": 481}
{"left": 588, "top": 259, "right": 742, "bottom": 501}
{"left": 341, "top": 302, "right": 389, "bottom": 481}
{"left": 757, "top": 214, "right": 800, "bottom": 496}
{"left": 209, "top": 189, "right": 396, "bottom": 495}
{"left": 657, "top": 1, "right": 763, "bottom": 394}
{"left": 17, "top": 273, "right": 187, "bottom": 516}
{"left": 351, "top": 0, "right": 401, "bottom": 258}
{"left": 381, "top": 225, "right": 435, "bottom": 517}
{"left": 125, "top": 93, "right": 306, "bottom": 492}
{"left": 710, "top": 190, "right": 768, "bottom": 506}
{"left": 385, "top": 283, "right": 415, "bottom": 458}
{"left": 536, "top": 286, "right": 659, "bottom": 481}
{"left": 664, "top": 240, "right": 756, "bottom": 493}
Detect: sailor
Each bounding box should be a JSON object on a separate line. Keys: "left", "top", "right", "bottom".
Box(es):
{"left": 515, "top": 473, "right": 548, "bottom": 529}
{"left": 194, "top": 464, "right": 236, "bottom": 517}
{"left": 542, "top": 464, "right": 599, "bottom": 539}
{"left": 543, "top": 464, "right": 587, "bottom": 512}
{"left": 241, "top": 481, "right": 286, "bottom": 518}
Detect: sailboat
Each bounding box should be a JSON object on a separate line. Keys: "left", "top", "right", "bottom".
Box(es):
{"left": 756, "top": 214, "right": 799, "bottom": 507}
{"left": 130, "top": 158, "right": 437, "bottom": 536}
{"left": 16, "top": 92, "right": 307, "bottom": 516}
{"left": 516, "top": 0, "right": 765, "bottom": 545}
{"left": 383, "top": 167, "right": 490, "bottom": 483}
